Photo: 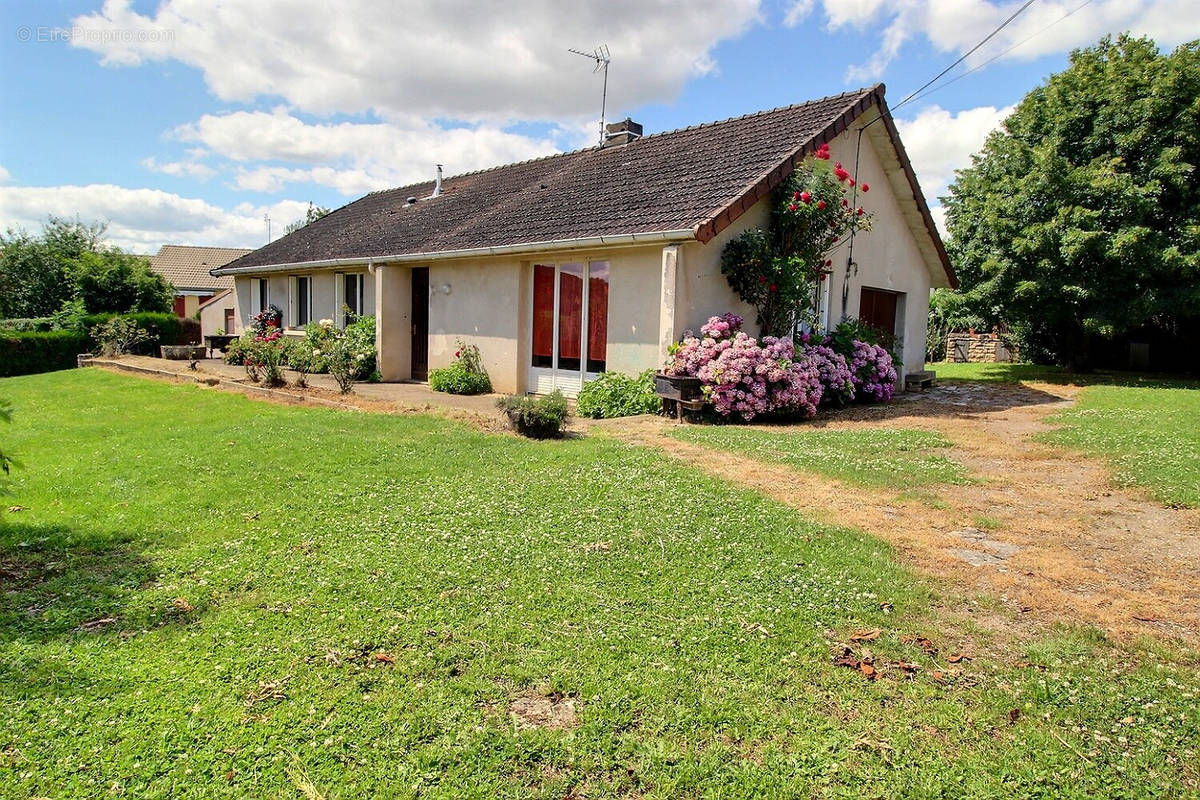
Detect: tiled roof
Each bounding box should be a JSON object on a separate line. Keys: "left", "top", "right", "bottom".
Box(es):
{"left": 149, "top": 245, "right": 252, "bottom": 291}
{"left": 216, "top": 84, "right": 953, "bottom": 286}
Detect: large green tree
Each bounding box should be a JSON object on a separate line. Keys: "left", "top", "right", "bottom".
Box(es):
{"left": 944, "top": 35, "right": 1200, "bottom": 366}
{"left": 0, "top": 217, "right": 173, "bottom": 317}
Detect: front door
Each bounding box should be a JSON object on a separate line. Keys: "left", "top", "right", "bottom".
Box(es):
{"left": 859, "top": 287, "right": 899, "bottom": 350}
{"left": 529, "top": 261, "right": 609, "bottom": 396}
{"left": 411, "top": 267, "right": 429, "bottom": 381}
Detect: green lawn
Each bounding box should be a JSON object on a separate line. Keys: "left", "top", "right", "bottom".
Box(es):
{"left": 931, "top": 362, "right": 1200, "bottom": 508}
{"left": 670, "top": 425, "right": 969, "bottom": 489}
{"left": 1, "top": 370, "right": 1197, "bottom": 798}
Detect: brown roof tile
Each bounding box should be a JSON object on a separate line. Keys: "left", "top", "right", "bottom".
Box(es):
{"left": 216, "top": 84, "right": 953, "bottom": 286}
{"left": 149, "top": 245, "right": 252, "bottom": 291}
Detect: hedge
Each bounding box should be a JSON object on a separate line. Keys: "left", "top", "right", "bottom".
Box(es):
{"left": 0, "top": 313, "right": 200, "bottom": 376}
{"left": 0, "top": 331, "right": 91, "bottom": 377}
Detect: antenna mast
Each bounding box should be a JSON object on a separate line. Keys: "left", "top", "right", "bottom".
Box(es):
{"left": 568, "top": 45, "right": 610, "bottom": 146}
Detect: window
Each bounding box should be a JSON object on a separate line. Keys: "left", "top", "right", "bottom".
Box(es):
{"left": 295, "top": 275, "right": 312, "bottom": 325}
{"left": 859, "top": 287, "right": 899, "bottom": 349}
{"left": 253, "top": 278, "right": 269, "bottom": 313}
{"left": 530, "top": 260, "right": 609, "bottom": 374}
{"left": 345, "top": 272, "right": 362, "bottom": 321}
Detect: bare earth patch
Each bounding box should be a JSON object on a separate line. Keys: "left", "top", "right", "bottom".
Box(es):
{"left": 508, "top": 691, "right": 579, "bottom": 731}
{"left": 593, "top": 381, "right": 1200, "bottom": 645}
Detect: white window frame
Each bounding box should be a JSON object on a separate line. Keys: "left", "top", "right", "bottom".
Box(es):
{"left": 289, "top": 275, "right": 313, "bottom": 327}
{"left": 527, "top": 260, "right": 608, "bottom": 397}
{"left": 251, "top": 278, "right": 269, "bottom": 316}
{"left": 336, "top": 272, "right": 365, "bottom": 328}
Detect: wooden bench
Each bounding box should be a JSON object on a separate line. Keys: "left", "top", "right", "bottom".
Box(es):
{"left": 905, "top": 370, "right": 937, "bottom": 391}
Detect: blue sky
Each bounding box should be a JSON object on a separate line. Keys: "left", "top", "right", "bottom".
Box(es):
{"left": 1, "top": 0, "right": 1197, "bottom": 251}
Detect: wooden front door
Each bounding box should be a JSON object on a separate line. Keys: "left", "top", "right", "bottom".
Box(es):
{"left": 411, "top": 267, "right": 429, "bottom": 381}
{"left": 859, "top": 287, "right": 899, "bottom": 349}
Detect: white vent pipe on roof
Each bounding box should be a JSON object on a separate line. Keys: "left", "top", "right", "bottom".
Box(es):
{"left": 433, "top": 164, "right": 443, "bottom": 197}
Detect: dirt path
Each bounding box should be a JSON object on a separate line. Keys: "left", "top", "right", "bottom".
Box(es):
{"left": 590, "top": 382, "right": 1200, "bottom": 645}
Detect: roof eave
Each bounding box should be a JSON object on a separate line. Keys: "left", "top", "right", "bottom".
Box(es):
{"left": 211, "top": 228, "right": 697, "bottom": 275}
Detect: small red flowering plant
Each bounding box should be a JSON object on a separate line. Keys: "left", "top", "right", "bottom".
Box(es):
{"left": 720, "top": 141, "right": 874, "bottom": 336}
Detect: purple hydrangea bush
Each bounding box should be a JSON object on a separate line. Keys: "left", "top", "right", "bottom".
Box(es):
{"left": 848, "top": 340, "right": 898, "bottom": 402}
{"left": 801, "top": 337, "right": 855, "bottom": 406}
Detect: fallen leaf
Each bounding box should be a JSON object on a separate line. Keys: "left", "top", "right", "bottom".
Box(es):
{"left": 374, "top": 652, "right": 394, "bottom": 664}
{"left": 931, "top": 670, "right": 947, "bottom": 685}
{"left": 902, "top": 635, "right": 937, "bottom": 655}
{"left": 1132, "top": 614, "right": 1161, "bottom": 622}
{"left": 860, "top": 663, "right": 878, "bottom": 681}
{"left": 833, "top": 648, "right": 860, "bottom": 669}
{"left": 850, "top": 628, "right": 881, "bottom": 643}
{"left": 894, "top": 660, "right": 920, "bottom": 674}
{"left": 947, "top": 653, "right": 971, "bottom": 664}
{"left": 224, "top": 771, "right": 235, "bottom": 783}
{"left": 7, "top": 506, "right": 26, "bottom": 513}
{"left": 1008, "top": 708, "right": 1021, "bottom": 725}
{"left": 172, "top": 598, "right": 194, "bottom": 613}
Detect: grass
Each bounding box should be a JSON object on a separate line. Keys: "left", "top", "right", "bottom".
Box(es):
{"left": 0, "top": 370, "right": 1197, "bottom": 798}
{"left": 930, "top": 362, "right": 1200, "bottom": 508}
{"left": 1044, "top": 385, "right": 1200, "bottom": 508}
{"left": 670, "top": 425, "right": 970, "bottom": 489}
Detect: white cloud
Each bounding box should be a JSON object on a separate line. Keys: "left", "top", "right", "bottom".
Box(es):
{"left": 0, "top": 183, "right": 307, "bottom": 252}
{"left": 896, "top": 103, "right": 1013, "bottom": 199}
{"left": 70, "top": 0, "right": 762, "bottom": 122}
{"left": 141, "top": 156, "right": 216, "bottom": 180}
{"left": 809, "top": 0, "right": 1200, "bottom": 81}
{"left": 168, "top": 108, "right": 560, "bottom": 195}
{"left": 895, "top": 103, "right": 1013, "bottom": 237}
{"left": 0, "top": 165, "right": 9, "bottom": 183}
{"left": 782, "top": 0, "right": 816, "bottom": 27}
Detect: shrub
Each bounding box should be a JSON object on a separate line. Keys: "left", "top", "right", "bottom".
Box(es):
{"left": 665, "top": 314, "right": 822, "bottom": 421}
{"left": 497, "top": 391, "right": 569, "bottom": 439}
{"left": 848, "top": 340, "right": 898, "bottom": 402}
{"left": 223, "top": 332, "right": 254, "bottom": 366}
{"left": 0, "top": 330, "right": 90, "bottom": 377}
{"left": 81, "top": 312, "right": 199, "bottom": 351}
{"left": 325, "top": 338, "right": 360, "bottom": 394}
{"left": 299, "top": 320, "right": 338, "bottom": 373}
{"left": 285, "top": 340, "right": 316, "bottom": 387}
{"left": 430, "top": 340, "right": 492, "bottom": 395}
{"left": 249, "top": 305, "right": 283, "bottom": 338}
{"left": 576, "top": 369, "right": 659, "bottom": 418}
{"left": 800, "top": 339, "right": 855, "bottom": 406}
{"left": 243, "top": 330, "right": 286, "bottom": 386}
{"left": 0, "top": 318, "right": 54, "bottom": 332}
{"left": 343, "top": 315, "right": 377, "bottom": 379}
{"left": 91, "top": 317, "right": 151, "bottom": 356}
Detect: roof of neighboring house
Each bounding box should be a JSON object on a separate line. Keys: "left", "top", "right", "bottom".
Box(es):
{"left": 149, "top": 245, "right": 253, "bottom": 292}
{"left": 196, "top": 288, "right": 232, "bottom": 312}
{"left": 215, "top": 84, "right": 954, "bottom": 287}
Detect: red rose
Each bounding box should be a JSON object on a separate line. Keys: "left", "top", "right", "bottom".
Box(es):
{"left": 800, "top": 191, "right": 811, "bottom": 203}
{"left": 819, "top": 273, "right": 827, "bottom": 281}
{"left": 788, "top": 203, "right": 798, "bottom": 211}
{"left": 792, "top": 191, "right": 800, "bottom": 200}
{"left": 861, "top": 183, "right": 869, "bottom": 192}
{"left": 817, "top": 200, "right": 826, "bottom": 210}
{"left": 825, "top": 259, "right": 832, "bottom": 266}
{"left": 834, "top": 167, "right": 850, "bottom": 182}
{"left": 848, "top": 178, "right": 855, "bottom": 187}
{"left": 857, "top": 207, "right": 865, "bottom": 216}
{"left": 758, "top": 275, "right": 767, "bottom": 283}
{"left": 842, "top": 199, "right": 848, "bottom": 207}
{"left": 835, "top": 162, "right": 843, "bottom": 169}
{"left": 769, "top": 284, "right": 778, "bottom": 292}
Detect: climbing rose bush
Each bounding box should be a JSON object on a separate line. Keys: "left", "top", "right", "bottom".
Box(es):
{"left": 848, "top": 340, "right": 898, "bottom": 402}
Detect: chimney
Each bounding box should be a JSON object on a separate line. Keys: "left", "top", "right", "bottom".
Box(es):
{"left": 602, "top": 118, "right": 642, "bottom": 147}
{"left": 432, "top": 164, "right": 443, "bottom": 197}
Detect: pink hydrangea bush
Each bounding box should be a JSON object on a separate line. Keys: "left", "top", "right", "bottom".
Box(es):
{"left": 848, "top": 340, "right": 898, "bottom": 402}
{"left": 800, "top": 337, "right": 855, "bottom": 406}
{"left": 665, "top": 315, "right": 822, "bottom": 420}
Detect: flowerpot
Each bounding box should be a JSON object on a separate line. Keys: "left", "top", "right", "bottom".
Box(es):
{"left": 160, "top": 344, "right": 206, "bottom": 360}
{"left": 654, "top": 372, "right": 703, "bottom": 401}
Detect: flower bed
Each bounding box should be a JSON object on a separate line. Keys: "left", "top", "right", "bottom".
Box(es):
{"left": 661, "top": 314, "right": 898, "bottom": 422}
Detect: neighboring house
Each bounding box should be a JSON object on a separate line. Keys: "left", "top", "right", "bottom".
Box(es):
{"left": 148, "top": 245, "right": 252, "bottom": 321}
{"left": 213, "top": 84, "right": 955, "bottom": 394}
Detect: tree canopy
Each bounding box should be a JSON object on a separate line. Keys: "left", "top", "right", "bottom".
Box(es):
{"left": 0, "top": 218, "right": 173, "bottom": 318}
{"left": 944, "top": 35, "right": 1200, "bottom": 366}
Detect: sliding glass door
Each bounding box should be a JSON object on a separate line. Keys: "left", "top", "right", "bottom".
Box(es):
{"left": 529, "top": 261, "right": 608, "bottom": 395}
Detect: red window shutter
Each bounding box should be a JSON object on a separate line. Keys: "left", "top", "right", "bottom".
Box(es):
{"left": 532, "top": 265, "right": 555, "bottom": 362}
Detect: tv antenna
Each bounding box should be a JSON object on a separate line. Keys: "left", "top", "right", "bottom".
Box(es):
{"left": 568, "top": 44, "right": 610, "bottom": 146}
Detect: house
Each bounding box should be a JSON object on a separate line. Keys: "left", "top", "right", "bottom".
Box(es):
{"left": 147, "top": 245, "right": 252, "bottom": 325}
{"left": 212, "top": 84, "right": 955, "bottom": 394}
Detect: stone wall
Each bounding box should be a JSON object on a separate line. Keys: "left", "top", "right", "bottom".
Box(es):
{"left": 945, "top": 332, "right": 1016, "bottom": 363}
